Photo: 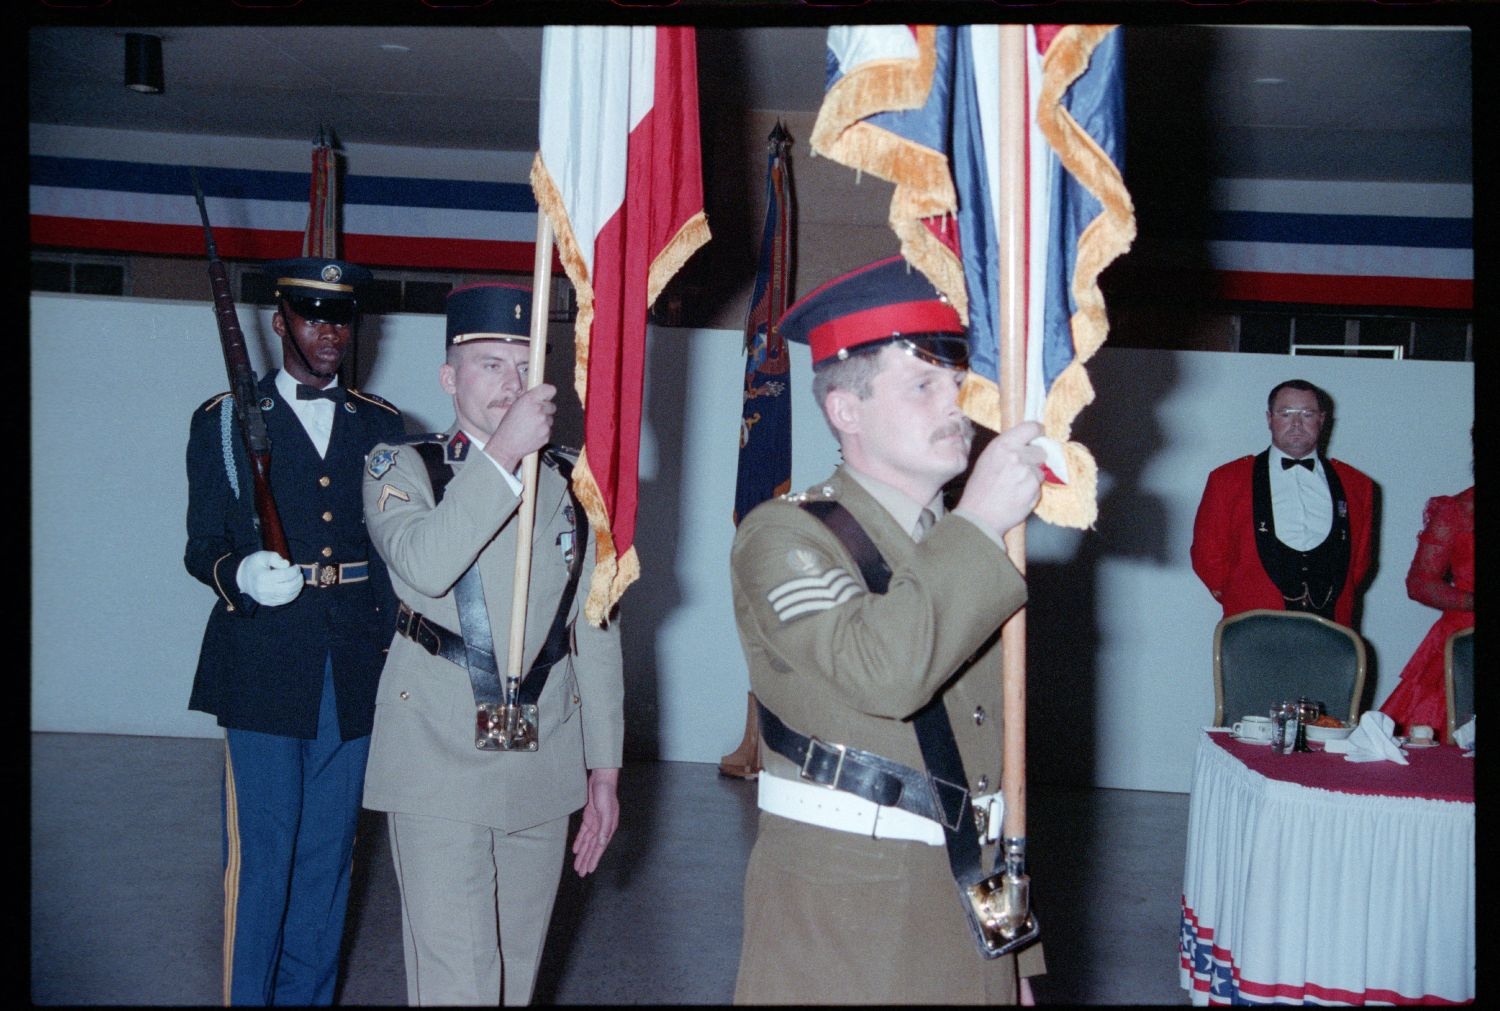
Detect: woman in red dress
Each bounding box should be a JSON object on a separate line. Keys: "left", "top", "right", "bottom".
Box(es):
{"left": 1379, "top": 485, "right": 1475, "bottom": 742}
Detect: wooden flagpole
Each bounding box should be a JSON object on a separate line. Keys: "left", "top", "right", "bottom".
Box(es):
{"left": 505, "top": 212, "right": 558, "bottom": 683}
{"left": 995, "top": 23, "right": 1030, "bottom": 850}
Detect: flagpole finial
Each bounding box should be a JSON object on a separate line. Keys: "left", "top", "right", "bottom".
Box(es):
{"left": 768, "top": 120, "right": 791, "bottom": 149}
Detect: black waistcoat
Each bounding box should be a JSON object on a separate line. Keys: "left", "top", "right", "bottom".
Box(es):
{"left": 1250, "top": 451, "right": 1351, "bottom": 620}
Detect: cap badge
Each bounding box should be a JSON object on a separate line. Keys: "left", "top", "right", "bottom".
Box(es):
{"left": 514, "top": 304, "right": 523, "bottom": 320}
{"left": 788, "top": 549, "right": 821, "bottom": 575}
{"left": 321, "top": 264, "right": 343, "bottom": 284}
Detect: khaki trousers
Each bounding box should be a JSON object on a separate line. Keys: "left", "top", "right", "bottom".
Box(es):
{"left": 387, "top": 811, "right": 568, "bottom": 1006}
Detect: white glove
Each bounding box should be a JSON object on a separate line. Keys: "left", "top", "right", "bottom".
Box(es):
{"left": 236, "top": 550, "right": 304, "bottom": 607}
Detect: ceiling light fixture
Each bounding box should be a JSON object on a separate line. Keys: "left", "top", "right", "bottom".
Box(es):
{"left": 124, "top": 33, "right": 164, "bottom": 94}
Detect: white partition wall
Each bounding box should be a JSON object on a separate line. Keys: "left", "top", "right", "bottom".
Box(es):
{"left": 31, "top": 293, "right": 1472, "bottom": 791}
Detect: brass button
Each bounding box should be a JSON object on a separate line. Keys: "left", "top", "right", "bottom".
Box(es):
{"left": 321, "top": 547, "right": 333, "bottom": 558}
{"left": 319, "top": 476, "right": 331, "bottom": 487}
{"left": 973, "top": 706, "right": 987, "bottom": 726}
{"left": 399, "top": 691, "right": 410, "bottom": 701}
{"left": 976, "top": 775, "right": 989, "bottom": 793}
{"left": 322, "top": 511, "right": 334, "bottom": 522}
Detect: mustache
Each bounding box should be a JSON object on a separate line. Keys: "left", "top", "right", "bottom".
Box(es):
{"left": 931, "top": 419, "right": 974, "bottom": 444}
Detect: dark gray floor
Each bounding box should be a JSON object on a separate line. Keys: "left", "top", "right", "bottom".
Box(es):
{"left": 30, "top": 733, "right": 1191, "bottom": 1005}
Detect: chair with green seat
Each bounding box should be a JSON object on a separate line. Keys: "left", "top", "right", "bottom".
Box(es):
{"left": 1212, "top": 609, "right": 1367, "bottom": 727}
{"left": 1444, "top": 627, "right": 1474, "bottom": 741}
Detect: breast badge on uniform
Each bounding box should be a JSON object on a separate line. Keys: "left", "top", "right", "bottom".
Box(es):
{"left": 376, "top": 484, "right": 411, "bottom": 513}
{"left": 367, "top": 447, "right": 398, "bottom": 478}
{"left": 259, "top": 396, "right": 275, "bottom": 412}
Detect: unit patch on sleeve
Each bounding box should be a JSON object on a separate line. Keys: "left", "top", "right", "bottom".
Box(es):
{"left": 367, "top": 448, "right": 398, "bottom": 478}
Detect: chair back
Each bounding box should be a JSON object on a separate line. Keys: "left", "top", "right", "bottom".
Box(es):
{"left": 1213, "top": 609, "right": 1367, "bottom": 726}
{"left": 1445, "top": 627, "right": 1474, "bottom": 740}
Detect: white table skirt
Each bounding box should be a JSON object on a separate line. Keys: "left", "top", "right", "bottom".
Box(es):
{"left": 1179, "top": 734, "right": 1474, "bottom": 1005}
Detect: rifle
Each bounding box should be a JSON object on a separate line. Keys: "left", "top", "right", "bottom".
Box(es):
{"left": 190, "top": 169, "right": 291, "bottom": 559}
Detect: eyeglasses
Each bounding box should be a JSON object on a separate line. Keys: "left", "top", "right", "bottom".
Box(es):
{"left": 1271, "top": 408, "right": 1323, "bottom": 421}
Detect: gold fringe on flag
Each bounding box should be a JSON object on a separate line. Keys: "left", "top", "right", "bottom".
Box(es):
{"left": 1030, "top": 24, "right": 1136, "bottom": 530}
{"left": 809, "top": 26, "right": 970, "bottom": 325}
{"left": 529, "top": 152, "right": 710, "bottom": 625}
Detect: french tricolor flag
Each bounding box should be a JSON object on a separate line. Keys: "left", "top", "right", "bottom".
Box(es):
{"left": 530, "top": 25, "right": 710, "bottom": 624}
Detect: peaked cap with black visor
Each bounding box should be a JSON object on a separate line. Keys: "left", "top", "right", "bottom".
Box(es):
{"left": 266, "top": 257, "right": 373, "bottom": 379}
{"left": 779, "top": 255, "right": 969, "bottom": 370}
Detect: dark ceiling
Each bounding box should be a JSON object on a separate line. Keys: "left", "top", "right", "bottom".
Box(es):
{"left": 28, "top": 24, "right": 1473, "bottom": 184}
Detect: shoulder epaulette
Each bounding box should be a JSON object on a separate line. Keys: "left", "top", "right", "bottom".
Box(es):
{"left": 541, "top": 445, "right": 578, "bottom": 479}
{"left": 348, "top": 389, "right": 401, "bottom": 415}
{"left": 388, "top": 432, "right": 450, "bottom": 446}
{"left": 198, "top": 392, "right": 232, "bottom": 413}
{"left": 779, "top": 482, "right": 837, "bottom": 504}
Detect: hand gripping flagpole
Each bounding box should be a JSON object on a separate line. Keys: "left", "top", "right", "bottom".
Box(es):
{"left": 992, "top": 22, "right": 1041, "bottom": 951}
{"left": 494, "top": 211, "right": 557, "bottom": 750}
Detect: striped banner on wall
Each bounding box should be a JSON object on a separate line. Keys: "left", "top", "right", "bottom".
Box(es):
{"left": 1201, "top": 179, "right": 1472, "bottom": 310}
{"left": 29, "top": 154, "right": 542, "bottom": 272}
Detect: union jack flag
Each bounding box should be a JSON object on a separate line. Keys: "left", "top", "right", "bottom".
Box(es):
{"left": 811, "top": 25, "right": 1134, "bottom": 528}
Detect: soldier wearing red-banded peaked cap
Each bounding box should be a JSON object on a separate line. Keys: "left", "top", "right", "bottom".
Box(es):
{"left": 731, "top": 255, "right": 1049, "bottom": 1004}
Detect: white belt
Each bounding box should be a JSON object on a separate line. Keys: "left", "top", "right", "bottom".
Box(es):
{"left": 758, "top": 772, "right": 1004, "bottom": 847}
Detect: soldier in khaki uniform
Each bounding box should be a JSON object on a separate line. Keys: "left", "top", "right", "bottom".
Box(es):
{"left": 731, "top": 257, "right": 1048, "bottom": 1004}
{"left": 362, "top": 283, "right": 624, "bottom": 1005}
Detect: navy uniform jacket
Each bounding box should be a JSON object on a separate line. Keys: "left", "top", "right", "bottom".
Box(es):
{"left": 185, "top": 370, "right": 405, "bottom": 740}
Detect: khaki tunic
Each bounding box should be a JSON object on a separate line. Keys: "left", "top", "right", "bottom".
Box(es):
{"left": 731, "top": 467, "right": 1045, "bottom": 1004}
{"left": 361, "top": 431, "right": 624, "bottom": 831}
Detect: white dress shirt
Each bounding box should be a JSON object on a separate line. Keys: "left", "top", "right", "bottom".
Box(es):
{"left": 274, "top": 370, "right": 338, "bottom": 458}
{"left": 1268, "top": 445, "right": 1333, "bottom": 550}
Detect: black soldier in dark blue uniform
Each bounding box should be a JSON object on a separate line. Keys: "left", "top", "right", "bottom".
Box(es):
{"left": 184, "top": 256, "right": 404, "bottom": 1005}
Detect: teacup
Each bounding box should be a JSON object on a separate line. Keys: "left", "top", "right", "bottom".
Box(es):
{"left": 1232, "top": 715, "right": 1274, "bottom": 742}
{"left": 1409, "top": 724, "right": 1435, "bottom": 744}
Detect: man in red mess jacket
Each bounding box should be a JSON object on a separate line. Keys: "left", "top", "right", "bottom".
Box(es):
{"left": 1191, "top": 379, "right": 1375, "bottom": 628}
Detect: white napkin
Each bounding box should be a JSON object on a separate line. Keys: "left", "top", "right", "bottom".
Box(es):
{"left": 1323, "top": 711, "right": 1409, "bottom": 764}
{"left": 1453, "top": 715, "right": 1475, "bottom": 751}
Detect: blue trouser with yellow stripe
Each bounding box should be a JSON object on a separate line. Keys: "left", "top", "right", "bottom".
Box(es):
{"left": 222, "top": 661, "right": 369, "bottom": 1006}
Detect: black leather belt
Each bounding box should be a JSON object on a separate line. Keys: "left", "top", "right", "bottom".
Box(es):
{"left": 395, "top": 602, "right": 468, "bottom": 667}
{"left": 758, "top": 702, "right": 965, "bottom": 829}
{"left": 299, "top": 561, "right": 369, "bottom": 588}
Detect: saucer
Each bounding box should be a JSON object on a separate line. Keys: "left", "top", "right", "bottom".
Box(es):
{"left": 1230, "top": 733, "right": 1272, "bottom": 745}
{"left": 1402, "top": 738, "right": 1440, "bottom": 749}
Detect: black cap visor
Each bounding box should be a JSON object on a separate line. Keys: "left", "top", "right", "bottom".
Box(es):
{"left": 284, "top": 293, "right": 357, "bottom": 326}
{"left": 837, "top": 333, "right": 970, "bottom": 370}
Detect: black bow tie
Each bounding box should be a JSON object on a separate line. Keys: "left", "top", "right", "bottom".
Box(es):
{"left": 1281, "top": 456, "right": 1314, "bottom": 471}
{"left": 296, "top": 384, "right": 345, "bottom": 403}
